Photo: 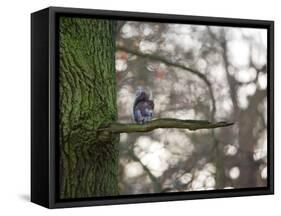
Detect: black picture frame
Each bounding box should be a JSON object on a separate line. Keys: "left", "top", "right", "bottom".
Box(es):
{"left": 31, "top": 6, "right": 274, "bottom": 209}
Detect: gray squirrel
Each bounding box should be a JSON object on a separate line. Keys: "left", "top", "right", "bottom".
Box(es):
{"left": 133, "top": 87, "right": 154, "bottom": 124}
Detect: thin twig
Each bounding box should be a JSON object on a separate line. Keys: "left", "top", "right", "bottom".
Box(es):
{"left": 116, "top": 45, "right": 217, "bottom": 120}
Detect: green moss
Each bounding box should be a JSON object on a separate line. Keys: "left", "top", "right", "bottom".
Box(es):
{"left": 59, "top": 17, "right": 118, "bottom": 199}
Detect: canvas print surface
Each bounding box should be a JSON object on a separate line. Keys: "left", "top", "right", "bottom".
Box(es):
{"left": 58, "top": 16, "right": 268, "bottom": 199}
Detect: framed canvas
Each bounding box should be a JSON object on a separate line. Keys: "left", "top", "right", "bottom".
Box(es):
{"left": 31, "top": 6, "right": 274, "bottom": 208}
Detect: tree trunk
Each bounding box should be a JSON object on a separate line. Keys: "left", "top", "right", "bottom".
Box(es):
{"left": 59, "top": 17, "right": 119, "bottom": 199}
{"left": 236, "top": 89, "right": 266, "bottom": 188}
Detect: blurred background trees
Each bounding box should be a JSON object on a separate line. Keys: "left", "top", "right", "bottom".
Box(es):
{"left": 115, "top": 21, "right": 267, "bottom": 194}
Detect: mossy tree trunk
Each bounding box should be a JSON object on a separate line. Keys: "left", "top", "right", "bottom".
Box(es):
{"left": 59, "top": 17, "right": 118, "bottom": 199}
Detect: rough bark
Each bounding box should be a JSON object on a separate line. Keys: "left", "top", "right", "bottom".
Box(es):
{"left": 59, "top": 17, "right": 119, "bottom": 199}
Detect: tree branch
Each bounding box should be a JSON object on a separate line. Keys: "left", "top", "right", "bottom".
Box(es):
{"left": 116, "top": 45, "right": 217, "bottom": 120}
{"left": 98, "top": 118, "right": 234, "bottom": 134}
{"left": 128, "top": 149, "right": 162, "bottom": 192}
